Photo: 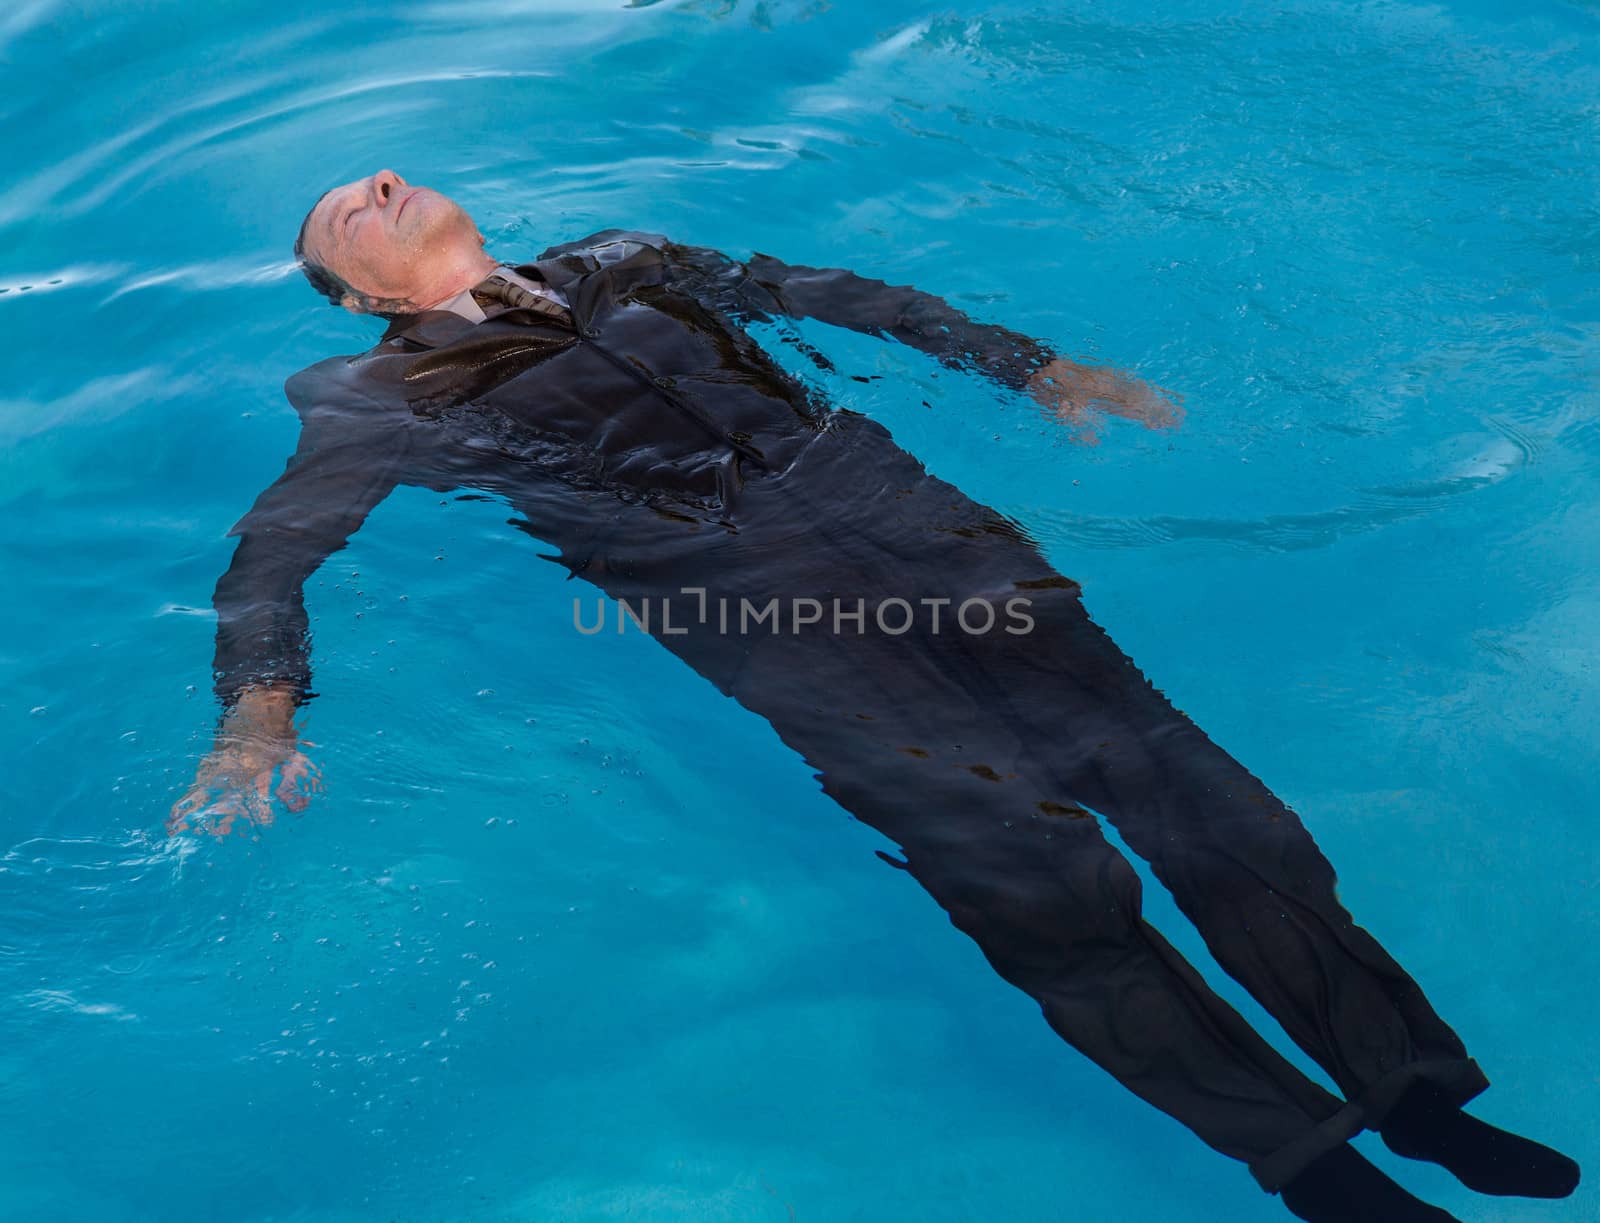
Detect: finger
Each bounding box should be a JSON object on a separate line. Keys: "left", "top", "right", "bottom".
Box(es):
{"left": 246, "top": 771, "right": 277, "bottom": 828}
{"left": 295, "top": 753, "right": 324, "bottom": 788}
{"left": 173, "top": 785, "right": 208, "bottom": 815}
{"left": 166, "top": 787, "right": 210, "bottom": 836}
{"left": 1060, "top": 418, "right": 1102, "bottom": 447}
{"left": 275, "top": 755, "right": 309, "bottom": 811}
{"left": 206, "top": 795, "right": 247, "bottom": 839}
{"left": 277, "top": 769, "right": 311, "bottom": 813}
{"left": 1123, "top": 386, "right": 1179, "bottom": 428}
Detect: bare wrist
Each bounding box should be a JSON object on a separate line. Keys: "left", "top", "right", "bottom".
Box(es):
{"left": 223, "top": 683, "right": 299, "bottom": 742}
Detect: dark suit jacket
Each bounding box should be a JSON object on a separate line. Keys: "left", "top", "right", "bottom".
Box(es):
{"left": 212, "top": 229, "right": 1054, "bottom": 707}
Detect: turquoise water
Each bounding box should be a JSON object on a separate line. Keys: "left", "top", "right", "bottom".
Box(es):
{"left": 3, "top": 1, "right": 1597, "bottom": 1219}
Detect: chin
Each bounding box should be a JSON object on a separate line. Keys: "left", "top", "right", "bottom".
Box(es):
{"left": 414, "top": 196, "right": 477, "bottom": 243}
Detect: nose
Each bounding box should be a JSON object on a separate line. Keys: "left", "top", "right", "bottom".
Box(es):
{"left": 370, "top": 169, "right": 406, "bottom": 208}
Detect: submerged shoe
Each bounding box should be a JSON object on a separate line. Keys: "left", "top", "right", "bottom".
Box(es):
{"left": 1380, "top": 1081, "right": 1581, "bottom": 1199}
{"left": 1279, "top": 1144, "right": 1461, "bottom": 1223}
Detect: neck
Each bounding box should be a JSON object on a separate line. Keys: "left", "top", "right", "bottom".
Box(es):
{"left": 413, "top": 249, "right": 499, "bottom": 312}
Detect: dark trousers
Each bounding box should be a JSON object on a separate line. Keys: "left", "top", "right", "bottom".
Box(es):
{"left": 575, "top": 414, "right": 1488, "bottom": 1191}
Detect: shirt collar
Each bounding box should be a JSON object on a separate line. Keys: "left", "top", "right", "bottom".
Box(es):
{"left": 432, "top": 286, "right": 487, "bottom": 324}
{"left": 430, "top": 264, "right": 566, "bottom": 325}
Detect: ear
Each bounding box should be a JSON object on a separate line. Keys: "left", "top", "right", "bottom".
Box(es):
{"left": 339, "top": 293, "right": 368, "bottom": 315}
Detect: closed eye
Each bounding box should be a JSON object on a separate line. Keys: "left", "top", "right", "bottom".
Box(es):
{"left": 324, "top": 196, "right": 360, "bottom": 244}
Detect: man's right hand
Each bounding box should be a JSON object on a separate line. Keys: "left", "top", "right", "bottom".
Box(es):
{"left": 167, "top": 685, "right": 322, "bottom": 837}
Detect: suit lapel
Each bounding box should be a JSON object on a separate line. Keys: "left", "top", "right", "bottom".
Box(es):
{"left": 380, "top": 309, "right": 478, "bottom": 350}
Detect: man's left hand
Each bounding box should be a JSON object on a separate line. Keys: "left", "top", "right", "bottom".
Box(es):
{"left": 1026, "top": 357, "right": 1183, "bottom": 440}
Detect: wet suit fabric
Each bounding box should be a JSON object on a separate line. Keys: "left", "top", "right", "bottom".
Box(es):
{"left": 211, "top": 230, "right": 1489, "bottom": 1191}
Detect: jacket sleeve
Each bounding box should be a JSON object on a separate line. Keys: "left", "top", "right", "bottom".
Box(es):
{"left": 659, "top": 240, "right": 1055, "bottom": 391}
{"left": 210, "top": 411, "right": 403, "bottom": 710}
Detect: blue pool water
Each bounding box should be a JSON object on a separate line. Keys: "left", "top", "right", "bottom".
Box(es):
{"left": 2, "top": 1, "right": 1597, "bottom": 1219}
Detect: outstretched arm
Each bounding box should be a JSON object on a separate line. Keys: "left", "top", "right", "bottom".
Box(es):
{"left": 170, "top": 420, "right": 401, "bottom": 836}
{"left": 663, "top": 241, "right": 1181, "bottom": 435}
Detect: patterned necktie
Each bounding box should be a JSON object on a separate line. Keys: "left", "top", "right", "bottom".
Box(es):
{"left": 471, "top": 270, "right": 573, "bottom": 327}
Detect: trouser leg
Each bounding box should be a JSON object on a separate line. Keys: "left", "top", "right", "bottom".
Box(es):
{"left": 952, "top": 584, "right": 1490, "bottom": 1136}
{"left": 834, "top": 764, "right": 1362, "bottom": 1185}
{"left": 697, "top": 611, "right": 1369, "bottom": 1190}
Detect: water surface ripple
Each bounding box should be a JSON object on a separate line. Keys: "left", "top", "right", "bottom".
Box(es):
{"left": 2, "top": 2, "right": 1597, "bottom": 1220}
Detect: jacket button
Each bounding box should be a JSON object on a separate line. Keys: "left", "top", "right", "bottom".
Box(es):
{"left": 581, "top": 326, "right": 600, "bottom": 339}
{"left": 653, "top": 375, "right": 676, "bottom": 389}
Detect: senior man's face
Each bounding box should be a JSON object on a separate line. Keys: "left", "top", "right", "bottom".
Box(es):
{"left": 301, "top": 169, "right": 485, "bottom": 309}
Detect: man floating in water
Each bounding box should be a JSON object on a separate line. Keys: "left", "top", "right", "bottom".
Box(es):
{"left": 172, "top": 169, "right": 1581, "bottom": 1222}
